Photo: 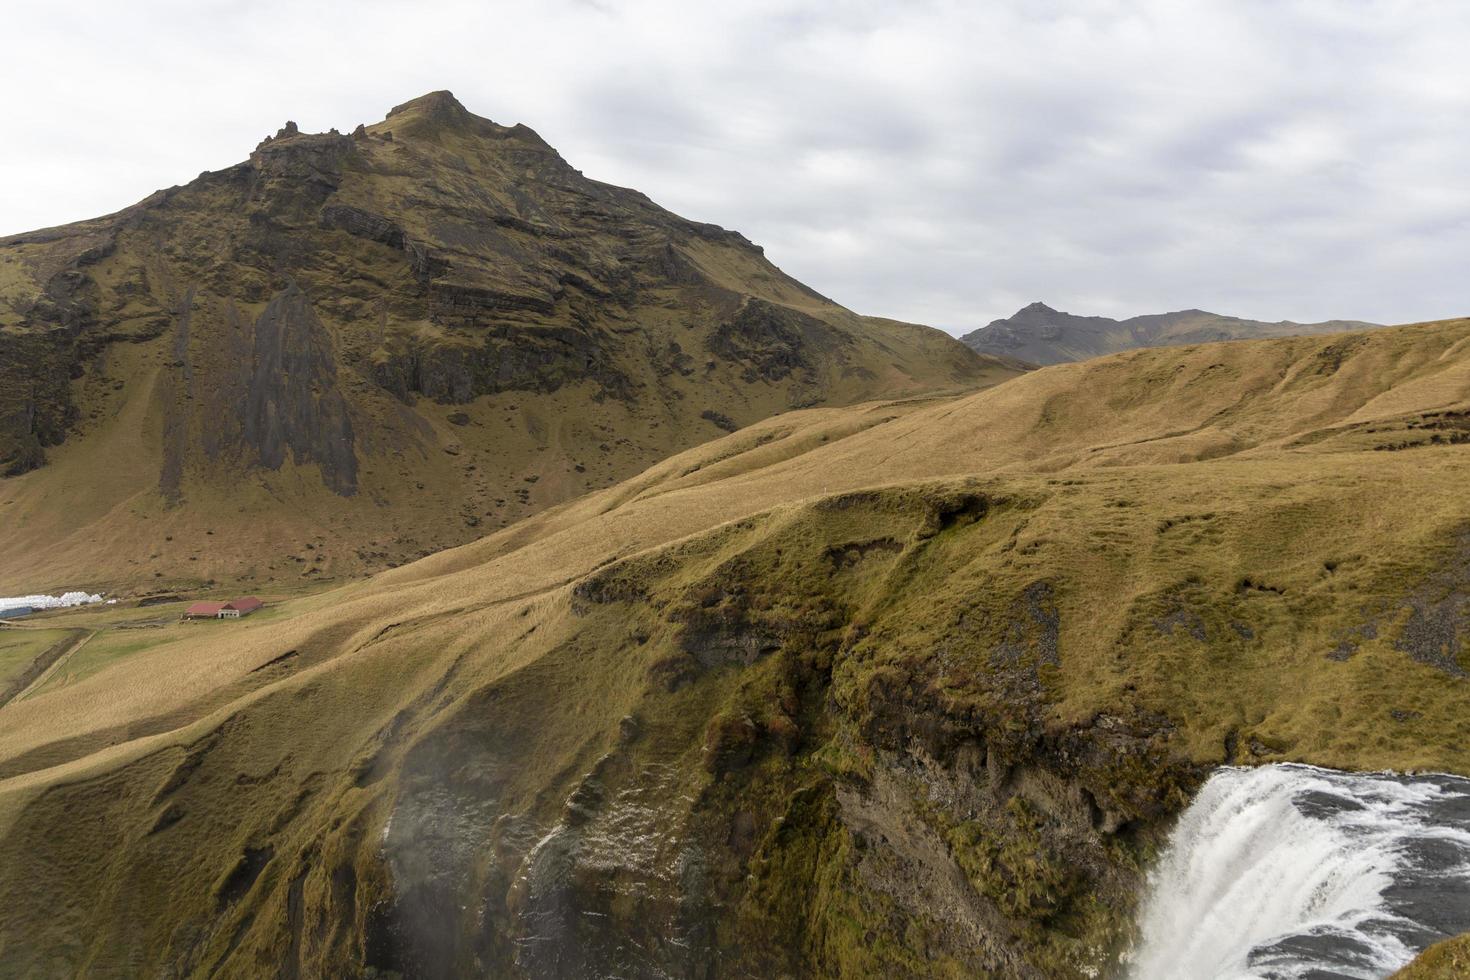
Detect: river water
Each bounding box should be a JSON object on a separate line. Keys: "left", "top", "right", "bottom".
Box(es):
{"left": 1130, "top": 763, "right": 1470, "bottom": 979}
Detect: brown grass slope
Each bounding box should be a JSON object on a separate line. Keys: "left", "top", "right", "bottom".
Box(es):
{"left": 1395, "top": 933, "right": 1470, "bottom": 978}
{"left": 0, "top": 319, "right": 1468, "bottom": 977}
{"left": 0, "top": 91, "right": 1010, "bottom": 595}
{"left": 962, "top": 300, "right": 1381, "bottom": 365}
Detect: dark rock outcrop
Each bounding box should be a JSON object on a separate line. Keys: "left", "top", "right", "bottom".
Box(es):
{"left": 707, "top": 298, "right": 845, "bottom": 383}
{"left": 369, "top": 324, "right": 621, "bottom": 405}
{"left": 240, "top": 285, "right": 358, "bottom": 496}
{"left": 317, "top": 205, "right": 406, "bottom": 250}
{"left": 0, "top": 329, "right": 77, "bottom": 476}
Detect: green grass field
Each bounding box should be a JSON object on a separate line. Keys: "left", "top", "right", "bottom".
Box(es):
{"left": 0, "top": 629, "right": 73, "bottom": 689}
{"left": 33, "top": 631, "right": 170, "bottom": 695}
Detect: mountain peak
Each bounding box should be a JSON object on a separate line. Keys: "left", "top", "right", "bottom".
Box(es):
{"left": 387, "top": 89, "right": 469, "bottom": 120}
{"left": 0, "top": 93, "right": 1008, "bottom": 585}
{"left": 961, "top": 302, "right": 1379, "bottom": 365}
{"left": 380, "top": 90, "right": 483, "bottom": 137}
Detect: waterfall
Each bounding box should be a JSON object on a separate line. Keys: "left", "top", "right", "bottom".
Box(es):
{"left": 1130, "top": 763, "right": 1470, "bottom": 980}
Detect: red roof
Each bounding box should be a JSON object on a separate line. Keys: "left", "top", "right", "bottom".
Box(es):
{"left": 224, "top": 597, "right": 263, "bottom": 613}
{"left": 185, "top": 602, "right": 225, "bottom": 617}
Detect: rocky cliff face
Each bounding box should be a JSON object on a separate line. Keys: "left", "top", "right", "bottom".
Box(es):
{"left": 0, "top": 328, "right": 76, "bottom": 476}
{"left": 961, "top": 301, "right": 1379, "bottom": 365}
{"left": 0, "top": 91, "right": 1014, "bottom": 591}
{"left": 237, "top": 284, "right": 359, "bottom": 497}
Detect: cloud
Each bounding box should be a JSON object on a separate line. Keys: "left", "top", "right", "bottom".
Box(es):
{"left": 2, "top": 0, "right": 1466, "bottom": 330}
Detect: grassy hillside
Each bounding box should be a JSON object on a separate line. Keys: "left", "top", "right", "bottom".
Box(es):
{"left": 0, "top": 91, "right": 1012, "bottom": 595}
{"left": 962, "top": 300, "right": 1381, "bottom": 365}
{"left": 0, "top": 319, "right": 1467, "bottom": 976}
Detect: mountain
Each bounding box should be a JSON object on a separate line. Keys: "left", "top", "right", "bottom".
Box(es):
{"left": 0, "top": 91, "right": 1015, "bottom": 594}
{"left": 961, "top": 300, "right": 1380, "bottom": 365}
{"left": 2, "top": 318, "right": 1467, "bottom": 977}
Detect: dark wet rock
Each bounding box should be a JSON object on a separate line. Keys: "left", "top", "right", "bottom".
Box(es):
{"left": 428, "top": 279, "right": 560, "bottom": 322}
{"left": 1353, "top": 529, "right": 1470, "bottom": 676}
{"left": 217, "top": 845, "right": 274, "bottom": 908}
{"left": 369, "top": 325, "right": 625, "bottom": 405}
{"left": 571, "top": 562, "right": 648, "bottom": 606}
{"left": 238, "top": 284, "right": 358, "bottom": 495}
{"left": 0, "top": 328, "right": 77, "bottom": 475}
{"left": 707, "top": 298, "right": 844, "bottom": 384}
{"left": 317, "top": 204, "right": 406, "bottom": 249}
{"left": 1294, "top": 790, "right": 1367, "bottom": 819}
{"left": 1396, "top": 588, "right": 1469, "bottom": 676}
{"left": 249, "top": 129, "right": 351, "bottom": 186}
{"left": 992, "top": 581, "right": 1060, "bottom": 673}
{"left": 671, "top": 582, "right": 786, "bottom": 669}
{"left": 703, "top": 713, "right": 759, "bottom": 774}
{"left": 563, "top": 775, "right": 604, "bottom": 826}
{"left": 700, "top": 409, "right": 738, "bottom": 432}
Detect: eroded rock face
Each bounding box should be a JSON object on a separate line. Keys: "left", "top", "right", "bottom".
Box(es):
{"left": 358, "top": 493, "right": 1200, "bottom": 980}
{"left": 363, "top": 589, "right": 1192, "bottom": 979}
{"left": 240, "top": 285, "right": 358, "bottom": 496}
{"left": 369, "top": 324, "right": 622, "bottom": 406}
{"left": 317, "top": 204, "right": 406, "bottom": 250}
{"left": 0, "top": 329, "right": 76, "bottom": 476}
{"left": 707, "top": 298, "right": 843, "bottom": 384}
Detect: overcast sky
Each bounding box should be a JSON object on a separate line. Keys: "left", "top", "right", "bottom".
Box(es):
{"left": 3, "top": 0, "right": 1467, "bottom": 333}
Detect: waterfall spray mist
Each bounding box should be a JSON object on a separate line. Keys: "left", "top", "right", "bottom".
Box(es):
{"left": 1130, "top": 764, "right": 1470, "bottom": 980}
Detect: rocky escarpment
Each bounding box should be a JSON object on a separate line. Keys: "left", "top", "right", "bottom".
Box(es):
{"left": 707, "top": 298, "right": 839, "bottom": 384}
{"left": 0, "top": 216, "right": 128, "bottom": 476}
{"left": 0, "top": 90, "right": 1012, "bottom": 590}
{"left": 238, "top": 284, "right": 358, "bottom": 496}
{"left": 367, "top": 323, "right": 625, "bottom": 406}
{"left": 0, "top": 328, "right": 77, "bottom": 476}
{"left": 358, "top": 490, "right": 1199, "bottom": 979}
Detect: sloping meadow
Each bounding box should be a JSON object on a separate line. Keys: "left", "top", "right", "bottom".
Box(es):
{"left": 0, "top": 319, "right": 1468, "bottom": 976}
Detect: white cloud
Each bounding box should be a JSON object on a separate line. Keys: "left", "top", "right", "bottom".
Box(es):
{"left": 2, "top": 0, "right": 1466, "bottom": 331}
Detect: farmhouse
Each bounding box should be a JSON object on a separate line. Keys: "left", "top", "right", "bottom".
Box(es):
{"left": 220, "top": 597, "right": 263, "bottom": 618}
{"left": 182, "top": 598, "right": 264, "bottom": 620}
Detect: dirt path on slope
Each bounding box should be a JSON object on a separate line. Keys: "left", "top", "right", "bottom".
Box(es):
{"left": 0, "top": 630, "right": 92, "bottom": 709}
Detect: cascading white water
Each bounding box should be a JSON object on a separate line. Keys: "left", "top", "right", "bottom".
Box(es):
{"left": 1130, "top": 763, "right": 1470, "bottom": 979}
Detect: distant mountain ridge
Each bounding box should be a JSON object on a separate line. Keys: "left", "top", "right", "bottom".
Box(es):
{"left": 960, "top": 301, "right": 1380, "bottom": 365}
